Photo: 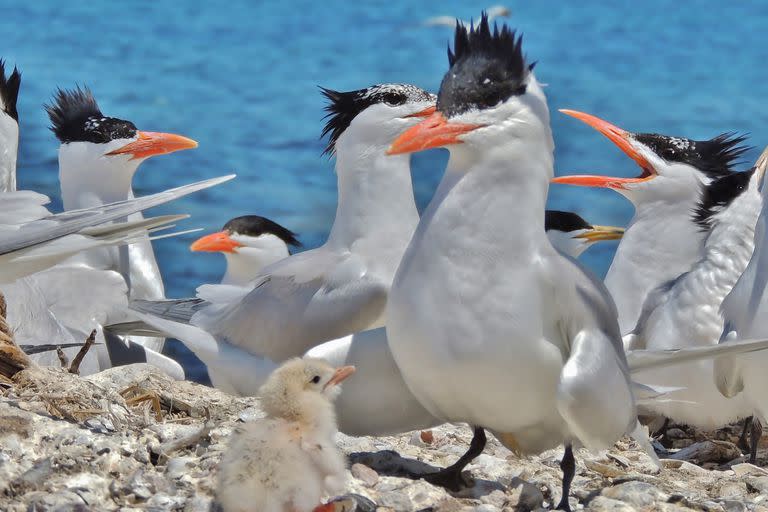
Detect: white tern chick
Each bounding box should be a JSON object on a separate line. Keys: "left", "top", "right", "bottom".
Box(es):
{"left": 217, "top": 358, "right": 355, "bottom": 512}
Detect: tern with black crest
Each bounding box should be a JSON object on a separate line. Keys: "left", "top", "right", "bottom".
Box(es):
{"left": 384, "top": 18, "right": 649, "bottom": 506}
{"left": 131, "top": 84, "right": 436, "bottom": 394}
{"left": 46, "top": 86, "right": 198, "bottom": 358}
{"left": 552, "top": 111, "right": 748, "bottom": 334}
{"left": 190, "top": 215, "right": 301, "bottom": 285}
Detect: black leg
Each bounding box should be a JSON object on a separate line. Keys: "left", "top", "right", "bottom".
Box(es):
{"left": 556, "top": 444, "right": 575, "bottom": 512}
{"left": 652, "top": 417, "right": 670, "bottom": 438}
{"left": 738, "top": 416, "right": 752, "bottom": 452}
{"left": 750, "top": 417, "right": 762, "bottom": 464}
{"left": 418, "top": 426, "right": 487, "bottom": 492}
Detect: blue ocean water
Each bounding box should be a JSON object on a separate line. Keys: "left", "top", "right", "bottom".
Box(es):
{"left": 2, "top": 2, "right": 767, "bottom": 381}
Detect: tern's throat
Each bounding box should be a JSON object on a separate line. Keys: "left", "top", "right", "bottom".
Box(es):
{"left": 326, "top": 141, "right": 419, "bottom": 249}
{"left": 58, "top": 143, "right": 141, "bottom": 210}
{"left": 423, "top": 139, "right": 554, "bottom": 251}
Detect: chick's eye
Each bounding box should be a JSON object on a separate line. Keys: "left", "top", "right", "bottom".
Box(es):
{"left": 310, "top": 375, "right": 321, "bottom": 384}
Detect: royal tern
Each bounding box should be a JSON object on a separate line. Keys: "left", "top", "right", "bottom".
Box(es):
{"left": 383, "top": 18, "right": 652, "bottom": 504}
{"left": 46, "top": 86, "right": 198, "bottom": 355}
{"left": 552, "top": 110, "right": 748, "bottom": 334}
{"left": 627, "top": 164, "right": 762, "bottom": 436}
{"left": 0, "top": 62, "right": 230, "bottom": 374}
{"left": 190, "top": 215, "right": 301, "bottom": 285}
{"left": 308, "top": 211, "right": 625, "bottom": 437}
{"left": 712, "top": 147, "right": 768, "bottom": 461}
{"left": 544, "top": 210, "right": 623, "bottom": 258}
{"left": 0, "top": 59, "right": 20, "bottom": 192}
{"left": 131, "top": 84, "right": 436, "bottom": 393}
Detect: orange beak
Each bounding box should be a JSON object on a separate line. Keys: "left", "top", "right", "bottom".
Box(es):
{"left": 551, "top": 109, "right": 655, "bottom": 190}
{"left": 387, "top": 112, "right": 485, "bottom": 155}
{"left": 105, "top": 131, "right": 198, "bottom": 160}
{"left": 404, "top": 105, "right": 437, "bottom": 118}
{"left": 190, "top": 231, "right": 243, "bottom": 253}
{"left": 323, "top": 365, "right": 356, "bottom": 389}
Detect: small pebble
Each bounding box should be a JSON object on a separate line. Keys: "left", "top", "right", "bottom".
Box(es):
{"left": 351, "top": 463, "right": 379, "bottom": 487}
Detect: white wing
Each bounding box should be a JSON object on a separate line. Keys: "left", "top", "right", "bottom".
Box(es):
{"left": 0, "top": 175, "right": 234, "bottom": 257}
{"left": 190, "top": 245, "right": 389, "bottom": 361}
{"left": 131, "top": 310, "right": 273, "bottom": 394}
{"left": 306, "top": 328, "right": 441, "bottom": 436}
{"left": 0, "top": 190, "right": 51, "bottom": 226}
{"left": 0, "top": 214, "right": 187, "bottom": 283}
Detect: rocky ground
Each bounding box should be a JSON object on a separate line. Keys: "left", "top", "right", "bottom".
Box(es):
{"left": 0, "top": 364, "right": 767, "bottom": 511}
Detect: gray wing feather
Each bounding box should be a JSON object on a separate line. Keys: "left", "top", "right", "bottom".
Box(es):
{"left": 130, "top": 298, "right": 209, "bottom": 325}
{"left": 0, "top": 175, "right": 234, "bottom": 255}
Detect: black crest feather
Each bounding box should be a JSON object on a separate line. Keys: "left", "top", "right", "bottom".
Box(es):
{"left": 545, "top": 210, "right": 592, "bottom": 233}
{"left": 319, "top": 84, "right": 434, "bottom": 156}
{"left": 692, "top": 167, "right": 754, "bottom": 229}
{"left": 695, "top": 132, "right": 751, "bottom": 177}
{"left": 223, "top": 215, "right": 302, "bottom": 248}
{"left": 45, "top": 86, "right": 137, "bottom": 144}
{"left": 634, "top": 132, "right": 750, "bottom": 179}
{"left": 0, "top": 59, "right": 21, "bottom": 122}
{"left": 438, "top": 13, "right": 529, "bottom": 117}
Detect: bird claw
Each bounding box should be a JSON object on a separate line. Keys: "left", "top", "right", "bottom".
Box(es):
{"left": 555, "top": 498, "right": 572, "bottom": 512}
{"left": 419, "top": 468, "right": 474, "bottom": 492}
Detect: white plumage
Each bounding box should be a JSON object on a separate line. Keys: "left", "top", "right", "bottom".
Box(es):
{"left": 217, "top": 358, "right": 353, "bottom": 512}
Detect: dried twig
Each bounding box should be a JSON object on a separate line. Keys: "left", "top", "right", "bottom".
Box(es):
{"left": 68, "top": 329, "right": 97, "bottom": 375}
{"left": 155, "top": 408, "right": 213, "bottom": 463}
{"left": 56, "top": 347, "right": 69, "bottom": 368}
{"left": 0, "top": 292, "right": 32, "bottom": 379}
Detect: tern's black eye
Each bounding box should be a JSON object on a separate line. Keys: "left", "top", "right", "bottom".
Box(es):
{"left": 662, "top": 148, "right": 676, "bottom": 159}
{"left": 310, "top": 375, "right": 321, "bottom": 384}
{"left": 381, "top": 92, "right": 407, "bottom": 107}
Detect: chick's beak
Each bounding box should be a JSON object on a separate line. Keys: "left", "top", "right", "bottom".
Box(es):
{"left": 190, "top": 231, "right": 242, "bottom": 253}
{"left": 324, "top": 365, "right": 356, "bottom": 389}
{"left": 387, "top": 112, "right": 484, "bottom": 155}
{"left": 105, "top": 131, "right": 198, "bottom": 160}
{"left": 573, "top": 225, "right": 625, "bottom": 243}
{"left": 551, "top": 109, "right": 654, "bottom": 190}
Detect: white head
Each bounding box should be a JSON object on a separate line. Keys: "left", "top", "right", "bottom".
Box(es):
{"left": 258, "top": 357, "right": 355, "bottom": 425}
{"left": 0, "top": 60, "right": 20, "bottom": 193}
{"left": 388, "top": 17, "right": 553, "bottom": 179}
{"left": 545, "top": 210, "right": 624, "bottom": 258}
{"left": 46, "top": 86, "right": 198, "bottom": 205}
{"left": 190, "top": 215, "right": 301, "bottom": 285}
{"left": 551, "top": 110, "right": 749, "bottom": 206}
{"left": 320, "top": 84, "right": 436, "bottom": 160}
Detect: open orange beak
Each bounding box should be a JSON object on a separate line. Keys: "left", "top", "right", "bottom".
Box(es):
{"left": 190, "top": 231, "right": 243, "bottom": 253}
{"left": 323, "top": 365, "right": 356, "bottom": 389}
{"left": 105, "top": 131, "right": 198, "bottom": 160}
{"left": 387, "top": 112, "right": 484, "bottom": 155}
{"left": 551, "top": 109, "right": 655, "bottom": 190}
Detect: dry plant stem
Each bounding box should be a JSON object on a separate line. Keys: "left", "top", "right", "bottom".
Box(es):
{"left": 57, "top": 347, "right": 70, "bottom": 368}
{"left": 156, "top": 408, "right": 212, "bottom": 464}
{"left": 68, "top": 329, "right": 97, "bottom": 375}
{"left": 0, "top": 291, "right": 32, "bottom": 378}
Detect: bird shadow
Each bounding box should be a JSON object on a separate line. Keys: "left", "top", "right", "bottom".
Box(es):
{"left": 348, "top": 450, "right": 506, "bottom": 498}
